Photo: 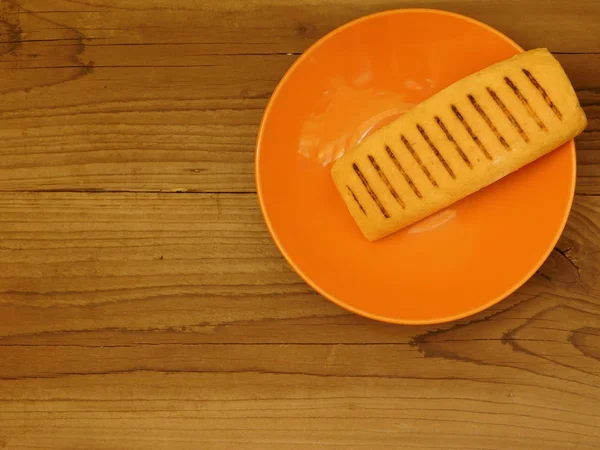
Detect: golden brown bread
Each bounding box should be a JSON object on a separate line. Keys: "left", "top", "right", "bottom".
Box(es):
{"left": 331, "top": 48, "right": 587, "bottom": 241}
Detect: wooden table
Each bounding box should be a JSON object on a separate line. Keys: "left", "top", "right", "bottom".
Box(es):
{"left": 0, "top": 1, "right": 598, "bottom": 449}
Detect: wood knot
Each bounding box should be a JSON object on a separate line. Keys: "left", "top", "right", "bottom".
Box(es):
{"left": 0, "top": 2, "right": 93, "bottom": 94}
{"left": 537, "top": 247, "right": 580, "bottom": 283}
{"left": 570, "top": 327, "right": 600, "bottom": 361}
{"left": 295, "top": 24, "right": 314, "bottom": 36}
{"left": 0, "top": 0, "right": 22, "bottom": 55}
{"left": 0, "top": 19, "right": 22, "bottom": 56}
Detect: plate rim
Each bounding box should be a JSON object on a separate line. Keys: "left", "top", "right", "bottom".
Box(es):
{"left": 255, "top": 8, "right": 577, "bottom": 325}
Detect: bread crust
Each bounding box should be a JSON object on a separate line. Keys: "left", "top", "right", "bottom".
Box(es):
{"left": 331, "top": 49, "right": 587, "bottom": 241}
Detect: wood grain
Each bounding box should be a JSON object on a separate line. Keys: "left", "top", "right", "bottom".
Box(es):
{"left": 1, "top": 0, "right": 599, "bottom": 449}
{"left": 0, "top": 192, "right": 599, "bottom": 449}
{"left": 0, "top": 0, "right": 598, "bottom": 193}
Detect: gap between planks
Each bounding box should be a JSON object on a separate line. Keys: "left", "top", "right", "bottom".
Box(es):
{"left": 0, "top": 190, "right": 597, "bottom": 197}
{"left": 0, "top": 190, "right": 257, "bottom": 194}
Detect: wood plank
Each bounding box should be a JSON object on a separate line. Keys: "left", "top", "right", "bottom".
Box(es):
{"left": 0, "top": 192, "right": 599, "bottom": 449}
{"left": 3, "top": 0, "right": 599, "bottom": 53}
{"left": 0, "top": 372, "right": 597, "bottom": 450}
{"left": 0, "top": 192, "right": 598, "bottom": 341}
{"left": 0, "top": 3, "right": 598, "bottom": 193}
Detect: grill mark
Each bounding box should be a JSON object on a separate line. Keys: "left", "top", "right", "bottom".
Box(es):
{"left": 400, "top": 135, "right": 438, "bottom": 188}
{"left": 522, "top": 68, "right": 563, "bottom": 119}
{"left": 434, "top": 116, "right": 472, "bottom": 168}
{"left": 416, "top": 124, "right": 455, "bottom": 179}
{"left": 451, "top": 105, "right": 493, "bottom": 161}
{"left": 352, "top": 163, "right": 390, "bottom": 218}
{"left": 368, "top": 155, "right": 405, "bottom": 208}
{"left": 347, "top": 186, "right": 366, "bottom": 215}
{"left": 468, "top": 94, "right": 511, "bottom": 150}
{"left": 486, "top": 87, "right": 529, "bottom": 142}
{"left": 504, "top": 77, "right": 547, "bottom": 131}
{"left": 385, "top": 145, "right": 422, "bottom": 199}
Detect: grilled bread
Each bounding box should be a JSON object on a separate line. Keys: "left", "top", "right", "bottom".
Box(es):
{"left": 331, "top": 48, "right": 587, "bottom": 241}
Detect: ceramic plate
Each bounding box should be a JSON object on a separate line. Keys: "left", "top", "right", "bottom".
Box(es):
{"left": 256, "top": 9, "right": 575, "bottom": 324}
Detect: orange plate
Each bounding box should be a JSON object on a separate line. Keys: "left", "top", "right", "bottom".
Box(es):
{"left": 256, "top": 9, "right": 576, "bottom": 324}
